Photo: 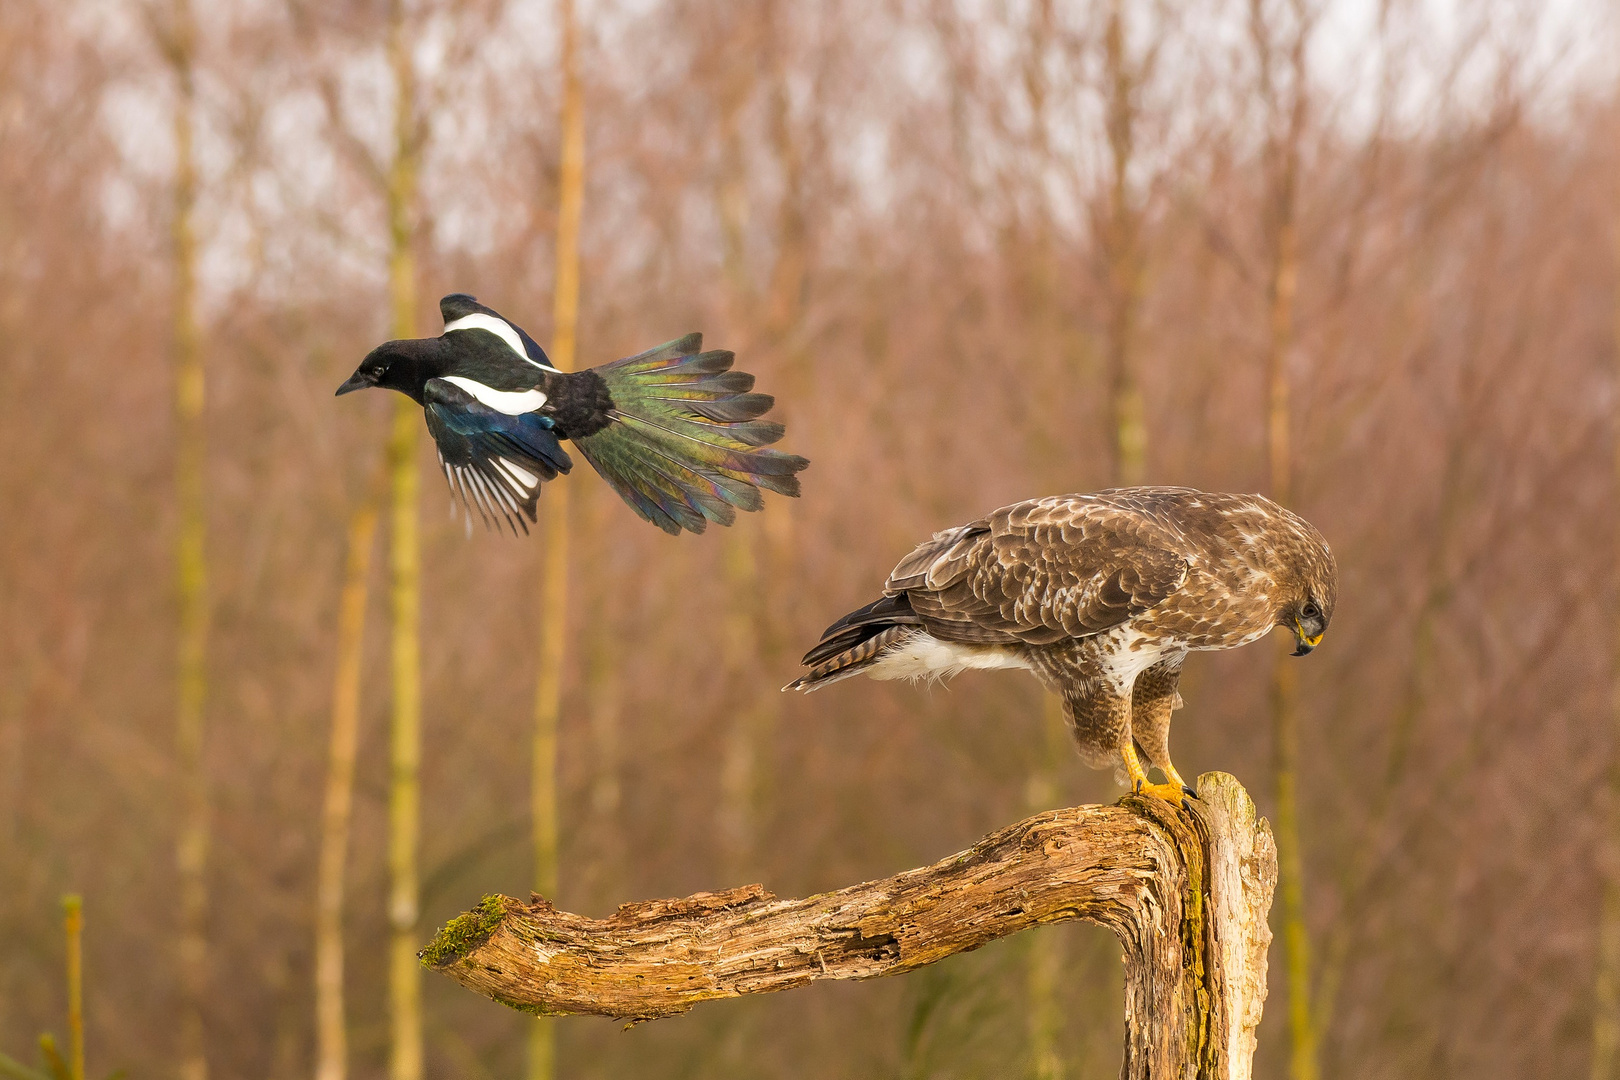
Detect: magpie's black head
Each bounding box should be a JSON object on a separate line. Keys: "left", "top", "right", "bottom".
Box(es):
{"left": 336, "top": 338, "right": 446, "bottom": 404}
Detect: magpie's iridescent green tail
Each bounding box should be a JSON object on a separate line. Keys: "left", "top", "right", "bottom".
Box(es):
{"left": 572, "top": 334, "right": 809, "bottom": 535}
{"left": 337, "top": 294, "right": 808, "bottom": 537}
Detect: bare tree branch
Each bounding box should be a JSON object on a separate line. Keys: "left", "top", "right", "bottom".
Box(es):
{"left": 424, "top": 773, "right": 1276, "bottom": 1080}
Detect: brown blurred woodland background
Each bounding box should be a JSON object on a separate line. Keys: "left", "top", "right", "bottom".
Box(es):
{"left": 2, "top": 0, "right": 1618, "bottom": 1077}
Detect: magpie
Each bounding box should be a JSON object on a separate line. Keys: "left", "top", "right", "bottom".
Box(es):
{"left": 337, "top": 294, "right": 809, "bottom": 535}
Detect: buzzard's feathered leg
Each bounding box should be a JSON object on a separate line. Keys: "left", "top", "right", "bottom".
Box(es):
{"left": 1058, "top": 685, "right": 1131, "bottom": 773}
{"left": 1055, "top": 673, "right": 1191, "bottom": 806}
{"left": 1131, "top": 656, "right": 1198, "bottom": 800}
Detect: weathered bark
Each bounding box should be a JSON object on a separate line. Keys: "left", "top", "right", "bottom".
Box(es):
{"left": 424, "top": 772, "right": 1276, "bottom": 1079}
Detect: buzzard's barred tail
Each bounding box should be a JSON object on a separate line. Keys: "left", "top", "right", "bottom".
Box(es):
{"left": 574, "top": 335, "right": 810, "bottom": 536}
{"left": 786, "top": 595, "right": 923, "bottom": 691}
{"left": 786, "top": 626, "right": 915, "bottom": 691}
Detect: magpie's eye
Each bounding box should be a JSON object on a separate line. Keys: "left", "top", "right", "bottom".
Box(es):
{"left": 1302, "top": 601, "right": 1320, "bottom": 620}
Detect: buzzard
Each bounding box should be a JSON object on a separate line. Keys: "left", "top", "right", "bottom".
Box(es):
{"left": 788, "top": 487, "right": 1337, "bottom": 804}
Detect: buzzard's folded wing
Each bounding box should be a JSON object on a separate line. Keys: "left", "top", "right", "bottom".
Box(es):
{"left": 885, "top": 495, "right": 1189, "bottom": 645}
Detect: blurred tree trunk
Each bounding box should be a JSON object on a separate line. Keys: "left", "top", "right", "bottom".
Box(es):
{"left": 1312, "top": 214, "right": 1495, "bottom": 1049}
{"left": 529, "top": 2, "right": 585, "bottom": 1076}
{"left": 757, "top": 0, "right": 809, "bottom": 574}
{"left": 1593, "top": 119, "right": 1620, "bottom": 1080}
{"left": 154, "top": 1, "right": 211, "bottom": 1075}
{"left": 1021, "top": 20, "right": 1068, "bottom": 1076}
{"left": 315, "top": 496, "right": 380, "bottom": 1080}
{"left": 1017, "top": 9, "right": 1076, "bottom": 1073}
{"left": 715, "top": 0, "right": 801, "bottom": 886}
{"left": 714, "top": 4, "right": 761, "bottom": 883}
{"left": 1312, "top": 381, "right": 1462, "bottom": 1049}
{"left": 1249, "top": 2, "right": 1316, "bottom": 1078}
{"left": 1023, "top": 695, "right": 1070, "bottom": 1080}
{"left": 760, "top": 6, "right": 807, "bottom": 368}
{"left": 383, "top": 4, "right": 424, "bottom": 1079}
{"left": 1101, "top": 0, "right": 1149, "bottom": 487}
{"left": 718, "top": 523, "right": 766, "bottom": 877}
{"left": 582, "top": 517, "right": 623, "bottom": 905}
{"left": 64, "top": 894, "right": 82, "bottom": 1080}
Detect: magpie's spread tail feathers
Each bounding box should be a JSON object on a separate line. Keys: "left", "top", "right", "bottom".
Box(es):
{"left": 573, "top": 335, "right": 809, "bottom": 535}
{"left": 785, "top": 594, "right": 922, "bottom": 691}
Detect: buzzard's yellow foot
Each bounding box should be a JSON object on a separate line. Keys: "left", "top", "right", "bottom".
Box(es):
{"left": 1122, "top": 744, "right": 1198, "bottom": 806}
{"left": 1132, "top": 779, "right": 1195, "bottom": 806}
{"left": 1161, "top": 763, "right": 1199, "bottom": 802}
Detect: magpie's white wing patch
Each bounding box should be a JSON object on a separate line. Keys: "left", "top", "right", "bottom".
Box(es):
{"left": 495, "top": 457, "right": 540, "bottom": 488}
{"left": 440, "top": 375, "right": 547, "bottom": 415}
{"left": 440, "top": 453, "right": 540, "bottom": 536}
{"left": 442, "top": 312, "right": 559, "bottom": 372}
{"left": 421, "top": 377, "right": 573, "bottom": 536}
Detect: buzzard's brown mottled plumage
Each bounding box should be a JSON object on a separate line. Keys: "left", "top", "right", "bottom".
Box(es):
{"left": 789, "top": 487, "right": 1338, "bottom": 802}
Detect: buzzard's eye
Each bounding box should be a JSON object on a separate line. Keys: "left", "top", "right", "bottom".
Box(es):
{"left": 1302, "top": 601, "right": 1320, "bottom": 620}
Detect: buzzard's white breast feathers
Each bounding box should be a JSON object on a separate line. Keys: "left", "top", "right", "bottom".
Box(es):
{"left": 1092, "top": 625, "right": 1181, "bottom": 694}
{"left": 864, "top": 630, "right": 1032, "bottom": 683}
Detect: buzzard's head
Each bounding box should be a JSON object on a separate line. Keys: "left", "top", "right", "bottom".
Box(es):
{"left": 1289, "top": 595, "right": 1329, "bottom": 656}
{"left": 1275, "top": 522, "right": 1337, "bottom": 656}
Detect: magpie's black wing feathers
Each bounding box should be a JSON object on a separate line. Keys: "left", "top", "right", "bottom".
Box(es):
{"left": 421, "top": 378, "right": 573, "bottom": 535}
{"left": 439, "top": 293, "right": 554, "bottom": 369}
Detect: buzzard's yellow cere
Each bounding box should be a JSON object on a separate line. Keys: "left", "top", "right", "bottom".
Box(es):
{"left": 789, "top": 487, "right": 1338, "bottom": 805}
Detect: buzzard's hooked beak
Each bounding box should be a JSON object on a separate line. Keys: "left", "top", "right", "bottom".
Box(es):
{"left": 1292, "top": 621, "right": 1323, "bottom": 657}
{"left": 335, "top": 370, "right": 373, "bottom": 396}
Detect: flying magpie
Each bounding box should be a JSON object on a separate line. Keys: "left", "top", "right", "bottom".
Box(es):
{"left": 337, "top": 294, "right": 809, "bottom": 535}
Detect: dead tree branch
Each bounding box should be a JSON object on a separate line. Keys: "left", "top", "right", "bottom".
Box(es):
{"left": 423, "top": 772, "right": 1276, "bottom": 1080}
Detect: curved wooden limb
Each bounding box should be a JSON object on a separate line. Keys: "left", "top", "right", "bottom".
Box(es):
{"left": 423, "top": 772, "right": 1276, "bottom": 1080}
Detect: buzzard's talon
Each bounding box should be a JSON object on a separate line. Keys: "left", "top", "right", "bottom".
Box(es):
{"left": 1123, "top": 745, "right": 1192, "bottom": 807}
{"left": 1161, "top": 763, "right": 1197, "bottom": 801}
{"left": 1132, "top": 780, "right": 1193, "bottom": 807}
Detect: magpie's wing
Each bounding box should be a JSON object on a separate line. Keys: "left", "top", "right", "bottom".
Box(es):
{"left": 422, "top": 378, "right": 573, "bottom": 535}
{"left": 439, "top": 293, "right": 557, "bottom": 371}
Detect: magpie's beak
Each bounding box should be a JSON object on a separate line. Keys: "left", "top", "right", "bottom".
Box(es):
{"left": 1292, "top": 621, "right": 1323, "bottom": 657}
{"left": 335, "top": 370, "right": 372, "bottom": 396}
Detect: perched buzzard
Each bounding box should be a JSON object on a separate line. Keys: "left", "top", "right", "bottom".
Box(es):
{"left": 788, "top": 487, "right": 1337, "bottom": 804}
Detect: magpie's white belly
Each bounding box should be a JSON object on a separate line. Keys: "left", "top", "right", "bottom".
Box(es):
{"left": 865, "top": 632, "right": 1032, "bottom": 683}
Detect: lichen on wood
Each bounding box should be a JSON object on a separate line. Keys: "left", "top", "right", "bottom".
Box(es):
{"left": 419, "top": 895, "right": 509, "bottom": 969}
{"left": 424, "top": 771, "right": 1277, "bottom": 1080}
